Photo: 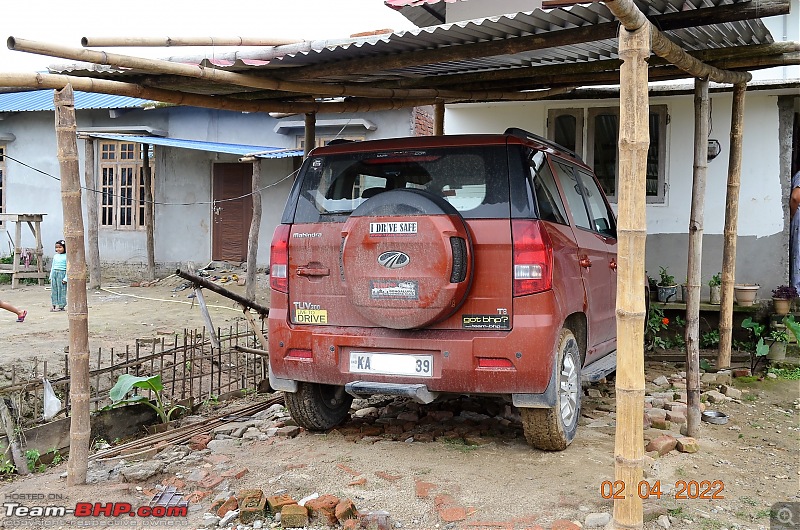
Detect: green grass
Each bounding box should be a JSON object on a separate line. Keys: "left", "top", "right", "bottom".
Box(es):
{"left": 441, "top": 437, "right": 479, "bottom": 452}
{"left": 700, "top": 519, "right": 725, "bottom": 530}
{"left": 768, "top": 367, "right": 800, "bottom": 380}
{"left": 668, "top": 507, "right": 683, "bottom": 517}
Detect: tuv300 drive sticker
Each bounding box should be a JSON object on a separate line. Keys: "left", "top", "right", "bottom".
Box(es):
{"left": 293, "top": 301, "right": 328, "bottom": 324}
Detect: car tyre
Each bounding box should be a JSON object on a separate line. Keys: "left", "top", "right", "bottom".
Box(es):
{"left": 284, "top": 382, "right": 354, "bottom": 431}
{"left": 521, "top": 328, "right": 581, "bottom": 450}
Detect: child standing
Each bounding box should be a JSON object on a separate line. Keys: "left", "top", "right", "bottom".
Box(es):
{"left": 50, "top": 239, "right": 67, "bottom": 312}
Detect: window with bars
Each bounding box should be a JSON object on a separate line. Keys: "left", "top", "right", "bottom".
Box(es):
{"left": 548, "top": 105, "right": 668, "bottom": 204}
{"left": 0, "top": 145, "right": 5, "bottom": 228}
{"left": 98, "top": 141, "right": 154, "bottom": 229}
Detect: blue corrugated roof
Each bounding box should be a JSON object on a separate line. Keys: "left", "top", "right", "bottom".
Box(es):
{"left": 0, "top": 90, "right": 149, "bottom": 112}
{"left": 90, "top": 134, "right": 303, "bottom": 159}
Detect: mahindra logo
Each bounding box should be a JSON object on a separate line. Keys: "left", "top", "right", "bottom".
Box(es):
{"left": 377, "top": 251, "right": 410, "bottom": 269}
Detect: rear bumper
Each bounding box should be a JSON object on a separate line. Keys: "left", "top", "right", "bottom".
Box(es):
{"left": 268, "top": 291, "right": 562, "bottom": 402}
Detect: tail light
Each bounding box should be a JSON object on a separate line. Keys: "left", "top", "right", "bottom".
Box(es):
{"left": 270, "top": 225, "right": 290, "bottom": 293}
{"left": 512, "top": 220, "right": 553, "bottom": 296}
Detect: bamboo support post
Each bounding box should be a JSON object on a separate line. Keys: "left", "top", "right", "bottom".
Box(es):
{"left": 685, "top": 78, "right": 710, "bottom": 438}
{"left": 55, "top": 85, "right": 91, "bottom": 486}
{"left": 83, "top": 138, "right": 101, "bottom": 289}
{"left": 0, "top": 399, "right": 29, "bottom": 475}
{"left": 612, "top": 23, "right": 650, "bottom": 530}
{"left": 434, "top": 101, "right": 445, "bottom": 136}
{"left": 143, "top": 143, "right": 156, "bottom": 280}
{"left": 304, "top": 112, "right": 316, "bottom": 159}
{"left": 245, "top": 161, "right": 262, "bottom": 302}
{"left": 718, "top": 83, "right": 747, "bottom": 369}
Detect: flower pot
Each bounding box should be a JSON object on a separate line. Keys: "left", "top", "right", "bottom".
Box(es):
{"left": 773, "top": 298, "right": 791, "bottom": 315}
{"left": 734, "top": 284, "right": 760, "bottom": 306}
{"left": 709, "top": 284, "right": 721, "bottom": 305}
{"left": 657, "top": 285, "right": 678, "bottom": 303}
{"left": 767, "top": 341, "right": 787, "bottom": 360}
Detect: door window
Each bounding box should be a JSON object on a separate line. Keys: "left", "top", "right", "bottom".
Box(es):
{"left": 551, "top": 160, "right": 591, "bottom": 230}
{"left": 577, "top": 170, "right": 616, "bottom": 238}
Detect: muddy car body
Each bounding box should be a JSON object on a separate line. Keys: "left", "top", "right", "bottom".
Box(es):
{"left": 268, "top": 128, "right": 618, "bottom": 449}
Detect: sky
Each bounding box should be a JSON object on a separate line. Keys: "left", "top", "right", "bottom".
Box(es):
{"left": 0, "top": 0, "right": 417, "bottom": 72}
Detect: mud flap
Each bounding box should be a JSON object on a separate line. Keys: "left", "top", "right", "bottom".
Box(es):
{"left": 511, "top": 355, "right": 558, "bottom": 409}
{"left": 269, "top": 363, "right": 298, "bottom": 393}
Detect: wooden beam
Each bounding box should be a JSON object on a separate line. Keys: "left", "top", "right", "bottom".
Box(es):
{"left": 143, "top": 143, "right": 155, "bottom": 281}
{"left": 304, "top": 112, "right": 316, "bottom": 158}
{"left": 245, "top": 161, "right": 261, "bottom": 302}
{"left": 434, "top": 101, "right": 444, "bottom": 136}
{"left": 718, "top": 83, "right": 747, "bottom": 369}
{"left": 81, "top": 36, "right": 304, "bottom": 47}
{"left": 685, "top": 78, "right": 709, "bottom": 439}
{"left": 82, "top": 138, "right": 101, "bottom": 289}
{"left": 279, "top": 0, "right": 787, "bottom": 81}
{"left": 612, "top": 22, "right": 649, "bottom": 530}
{"left": 604, "top": 0, "right": 751, "bottom": 83}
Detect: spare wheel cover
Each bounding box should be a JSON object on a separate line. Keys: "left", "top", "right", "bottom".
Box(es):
{"left": 341, "top": 189, "right": 473, "bottom": 329}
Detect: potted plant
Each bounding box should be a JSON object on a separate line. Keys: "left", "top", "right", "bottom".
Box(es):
{"left": 708, "top": 272, "right": 721, "bottom": 305}
{"left": 656, "top": 266, "right": 678, "bottom": 303}
{"left": 771, "top": 285, "right": 798, "bottom": 316}
{"left": 766, "top": 327, "right": 788, "bottom": 360}
{"left": 734, "top": 283, "right": 760, "bottom": 306}
{"left": 741, "top": 317, "right": 769, "bottom": 372}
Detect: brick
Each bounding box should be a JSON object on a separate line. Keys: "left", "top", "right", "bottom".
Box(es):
{"left": 277, "top": 426, "right": 302, "bottom": 437}
{"left": 306, "top": 494, "right": 340, "bottom": 525}
{"left": 185, "top": 490, "right": 212, "bottom": 503}
{"left": 439, "top": 506, "right": 467, "bottom": 522}
{"left": 645, "top": 434, "right": 677, "bottom": 456}
{"left": 375, "top": 471, "right": 402, "bottom": 481}
{"left": 415, "top": 480, "right": 436, "bottom": 498}
{"left": 343, "top": 519, "right": 360, "bottom": 530}
{"left": 361, "top": 425, "right": 384, "bottom": 436}
{"left": 280, "top": 503, "right": 309, "bottom": 528}
{"left": 220, "top": 467, "right": 249, "bottom": 479}
{"left": 434, "top": 494, "right": 456, "bottom": 509}
{"left": 216, "top": 496, "right": 238, "bottom": 517}
{"left": 203, "top": 454, "right": 231, "bottom": 465}
{"left": 336, "top": 463, "right": 361, "bottom": 476}
{"left": 335, "top": 499, "right": 358, "bottom": 522}
{"left": 161, "top": 476, "right": 185, "bottom": 489}
{"left": 733, "top": 368, "right": 752, "bottom": 378}
{"left": 189, "top": 433, "right": 212, "bottom": 451}
{"left": 196, "top": 474, "right": 224, "bottom": 490}
{"left": 348, "top": 477, "right": 367, "bottom": 486}
{"left": 666, "top": 411, "right": 686, "bottom": 424}
{"left": 650, "top": 418, "right": 671, "bottom": 430}
{"left": 238, "top": 490, "right": 266, "bottom": 524}
{"left": 676, "top": 436, "right": 700, "bottom": 453}
{"left": 551, "top": 520, "right": 581, "bottom": 530}
{"left": 266, "top": 493, "right": 298, "bottom": 514}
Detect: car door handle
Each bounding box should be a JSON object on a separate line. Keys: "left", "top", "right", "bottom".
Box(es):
{"left": 609, "top": 259, "right": 617, "bottom": 271}
{"left": 579, "top": 257, "right": 592, "bottom": 268}
{"left": 296, "top": 266, "right": 330, "bottom": 277}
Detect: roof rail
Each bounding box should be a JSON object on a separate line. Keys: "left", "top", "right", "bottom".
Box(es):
{"left": 504, "top": 127, "right": 582, "bottom": 161}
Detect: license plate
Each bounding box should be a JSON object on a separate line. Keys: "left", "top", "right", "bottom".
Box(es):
{"left": 349, "top": 352, "right": 433, "bottom": 377}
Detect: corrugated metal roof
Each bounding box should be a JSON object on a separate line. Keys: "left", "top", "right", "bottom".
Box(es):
{"left": 88, "top": 134, "right": 302, "bottom": 159}
{"left": 0, "top": 90, "right": 150, "bottom": 113}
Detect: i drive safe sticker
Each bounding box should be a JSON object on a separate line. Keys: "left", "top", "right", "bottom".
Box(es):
{"left": 370, "top": 222, "right": 417, "bottom": 236}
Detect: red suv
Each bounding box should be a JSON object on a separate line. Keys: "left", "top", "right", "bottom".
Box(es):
{"left": 268, "top": 128, "right": 618, "bottom": 450}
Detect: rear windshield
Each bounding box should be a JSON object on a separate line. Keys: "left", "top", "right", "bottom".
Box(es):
{"left": 288, "top": 146, "right": 512, "bottom": 222}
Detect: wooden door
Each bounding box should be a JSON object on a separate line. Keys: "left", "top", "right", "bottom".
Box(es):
{"left": 212, "top": 164, "right": 252, "bottom": 262}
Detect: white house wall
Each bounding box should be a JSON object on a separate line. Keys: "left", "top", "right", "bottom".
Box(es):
{"left": 445, "top": 90, "right": 789, "bottom": 292}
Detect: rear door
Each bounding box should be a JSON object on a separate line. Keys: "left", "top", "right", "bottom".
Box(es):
{"left": 286, "top": 144, "right": 514, "bottom": 331}
{"left": 550, "top": 158, "right": 617, "bottom": 357}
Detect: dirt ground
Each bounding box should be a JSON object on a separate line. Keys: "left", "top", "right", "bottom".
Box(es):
{"left": 0, "top": 278, "right": 798, "bottom": 530}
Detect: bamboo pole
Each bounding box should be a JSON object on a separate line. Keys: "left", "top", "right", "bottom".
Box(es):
{"left": 143, "top": 143, "right": 155, "bottom": 280}
{"left": 611, "top": 23, "right": 650, "bottom": 530}
{"left": 717, "top": 83, "right": 747, "bottom": 369}
{"left": 81, "top": 37, "right": 304, "bottom": 47}
{"left": 434, "top": 101, "right": 445, "bottom": 136}
{"left": 245, "top": 161, "right": 262, "bottom": 302}
{"left": 304, "top": 113, "right": 316, "bottom": 159}
{"left": 0, "top": 399, "right": 29, "bottom": 475}
{"left": 55, "top": 85, "right": 91, "bottom": 486}
{"left": 604, "top": 0, "right": 751, "bottom": 84}
{"left": 685, "top": 78, "right": 710, "bottom": 438}
{"left": 7, "top": 37, "right": 570, "bottom": 102}
{"left": 83, "top": 139, "right": 101, "bottom": 289}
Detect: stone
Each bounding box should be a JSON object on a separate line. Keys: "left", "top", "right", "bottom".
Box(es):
{"left": 276, "top": 426, "right": 301, "bottom": 438}
{"left": 714, "top": 370, "right": 733, "bottom": 385}
{"left": 219, "top": 509, "right": 239, "bottom": 527}
{"left": 700, "top": 373, "right": 719, "bottom": 384}
{"left": 676, "top": 437, "right": 700, "bottom": 453}
{"left": 280, "top": 504, "right": 308, "bottom": 528}
{"left": 189, "top": 434, "right": 213, "bottom": 451}
{"left": 586, "top": 389, "right": 603, "bottom": 398}
{"left": 646, "top": 408, "right": 667, "bottom": 420}
{"left": 239, "top": 490, "right": 267, "bottom": 524}
{"left": 657, "top": 514, "right": 671, "bottom": 529}
{"left": 666, "top": 411, "right": 686, "bottom": 424}
{"left": 353, "top": 407, "right": 379, "bottom": 418}
{"left": 120, "top": 461, "right": 164, "bottom": 482}
{"left": 306, "top": 494, "right": 340, "bottom": 525}
{"left": 584, "top": 512, "right": 612, "bottom": 528}
{"left": 721, "top": 385, "right": 742, "bottom": 399}
{"left": 645, "top": 434, "right": 677, "bottom": 456}
{"left": 650, "top": 418, "right": 671, "bottom": 430}
{"left": 704, "top": 390, "right": 727, "bottom": 403}
{"left": 652, "top": 375, "right": 670, "bottom": 387}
